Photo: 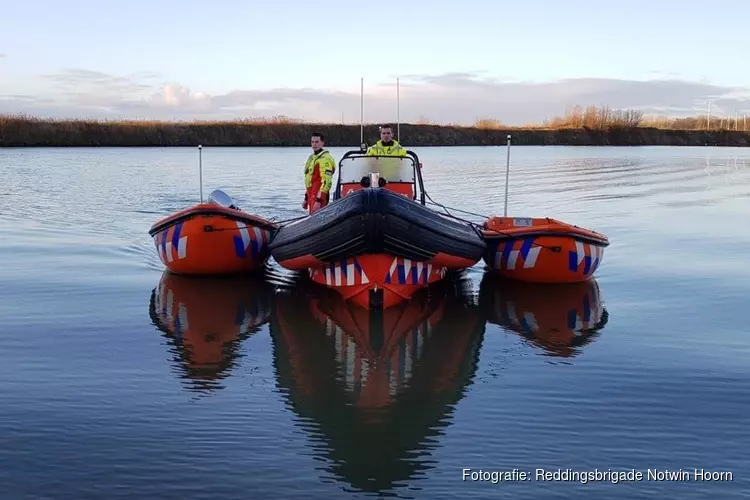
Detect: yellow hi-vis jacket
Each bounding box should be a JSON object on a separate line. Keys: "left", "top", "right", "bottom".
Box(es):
{"left": 366, "top": 139, "right": 407, "bottom": 157}
{"left": 304, "top": 149, "right": 336, "bottom": 194}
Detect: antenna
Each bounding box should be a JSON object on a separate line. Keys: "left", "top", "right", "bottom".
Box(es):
{"left": 360, "top": 77, "right": 364, "bottom": 146}
{"left": 397, "top": 77, "right": 400, "bottom": 141}
{"left": 503, "top": 134, "right": 511, "bottom": 217}
{"left": 198, "top": 144, "right": 203, "bottom": 203}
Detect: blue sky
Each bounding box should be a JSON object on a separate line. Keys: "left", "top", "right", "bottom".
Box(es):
{"left": 1, "top": 0, "right": 749, "bottom": 124}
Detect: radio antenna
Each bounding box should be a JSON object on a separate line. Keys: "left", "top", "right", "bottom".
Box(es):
{"left": 198, "top": 145, "right": 203, "bottom": 203}
{"left": 503, "top": 134, "right": 511, "bottom": 216}
{"left": 397, "top": 77, "right": 400, "bottom": 141}
{"left": 360, "top": 77, "right": 364, "bottom": 147}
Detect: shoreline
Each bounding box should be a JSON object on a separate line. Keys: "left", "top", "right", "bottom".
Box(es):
{"left": 1, "top": 115, "right": 749, "bottom": 147}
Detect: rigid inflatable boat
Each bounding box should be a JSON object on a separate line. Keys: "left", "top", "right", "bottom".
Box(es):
{"left": 269, "top": 275, "right": 484, "bottom": 490}
{"left": 148, "top": 270, "right": 274, "bottom": 389}
{"left": 269, "top": 149, "right": 486, "bottom": 309}
{"left": 148, "top": 189, "right": 278, "bottom": 276}
{"left": 481, "top": 216, "right": 609, "bottom": 283}
{"left": 478, "top": 272, "right": 608, "bottom": 357}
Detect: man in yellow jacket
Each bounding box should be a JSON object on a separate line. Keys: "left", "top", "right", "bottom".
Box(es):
{"left": 303, "top": 132, "right": 336, "bottom": 214}
{"left": 366, "top": 124, "right": 407, "bottom": 156}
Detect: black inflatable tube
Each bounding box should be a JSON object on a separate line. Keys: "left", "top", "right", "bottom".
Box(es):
{"left": 269, "top": 188, "right": 486, "bottom": 264}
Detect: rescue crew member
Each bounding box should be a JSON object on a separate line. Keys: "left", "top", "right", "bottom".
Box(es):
{"left": 366, "top": 124, "right": 407, "bottom": 156}
{"left": 303, "top": 131, "right": 336, "bottom": 214}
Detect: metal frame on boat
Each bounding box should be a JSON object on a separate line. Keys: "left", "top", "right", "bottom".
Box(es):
{"left": 332, "top": 148, "right": 427, "bottom": 205}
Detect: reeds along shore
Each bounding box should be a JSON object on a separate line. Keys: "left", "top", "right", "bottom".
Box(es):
{"left": 2, "top": 106, "right": 750, "bottom": 147}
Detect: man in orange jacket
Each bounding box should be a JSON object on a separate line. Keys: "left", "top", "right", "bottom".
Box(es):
{"left": 302, "top": 132, "right": 336, "bottom": 214}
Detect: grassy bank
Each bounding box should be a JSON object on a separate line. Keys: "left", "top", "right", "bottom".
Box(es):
{"left": 2, "top": 107, "right": 749, "bottom": 147}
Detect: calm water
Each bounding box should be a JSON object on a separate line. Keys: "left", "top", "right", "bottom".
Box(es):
{"left": 1, "top": 145, "right": 748, "bottom": 499}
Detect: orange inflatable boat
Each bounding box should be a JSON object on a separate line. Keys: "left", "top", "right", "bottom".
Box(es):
{"left": 149, "top": 189, "right": 278, "bottom": 275}
{"left": 481, "top": 216, "right": 609, "bottom": 283}
{"left": 269, "top": 149, "right": 486, "bottom": 310}
{"left": 148, "top": 271, "right": 274, "bottom": 389}
{"left": 479, "top": 272, "right": 608, "bottom": 357}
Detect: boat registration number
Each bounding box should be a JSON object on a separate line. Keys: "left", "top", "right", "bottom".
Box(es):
{"left": 513, "top": 217, "right": 533, "bottom": 227}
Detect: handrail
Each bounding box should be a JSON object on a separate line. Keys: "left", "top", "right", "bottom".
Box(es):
{"left": 333, "top": 149, "right": 426, "bottom": 205}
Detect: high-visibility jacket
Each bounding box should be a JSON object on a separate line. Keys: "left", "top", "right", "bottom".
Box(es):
{"left": 365, "top": 139, "right": 407, "bottom": 157}
{"left": 304, "top": 149, "right": 336, "bottom": 195}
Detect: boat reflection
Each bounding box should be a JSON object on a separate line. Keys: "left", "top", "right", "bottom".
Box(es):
{"left": 148, "top": 270, "right": 274, "bottom": 393}
{"left": 478, "top": 272, "right": 608, "bottom": 357}
{"left": 269, "top": 273, "right": 486, "bottom": 494}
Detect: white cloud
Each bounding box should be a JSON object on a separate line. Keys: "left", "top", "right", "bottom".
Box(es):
{"left": 151, "top": 84, "right": 210, "bottom": 109}
{"left": 1, "top": 68, "right": 749, "bottom": 124}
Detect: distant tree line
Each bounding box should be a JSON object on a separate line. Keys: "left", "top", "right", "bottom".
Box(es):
{"left": 1, "top": 105, "right": 749, "bottom": 147}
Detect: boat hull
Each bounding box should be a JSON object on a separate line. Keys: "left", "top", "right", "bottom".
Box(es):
{"left": 481, "top": 216, "right": 609, "bottom": 283}
{"left": 148, "top": 203, "right": 277, "bottom": 275}
{"left": 270, "top": 188, "right": 485, "bottom": 308}
{"left": 307, "top": 253, "right": 452, "bottom": 309}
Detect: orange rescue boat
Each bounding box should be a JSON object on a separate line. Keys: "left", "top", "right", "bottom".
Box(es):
{"left": 479, "top": 134, "right": 610, "bottom": 283}
{"left": 478, "top": 272, "right": 608, "bottom": 357}
{"left": 269, "top": 149, "right": 486, "bottom": 309}
{"left": 481, "top": 216, "right": 609, "bottom": 283}
{"left": 149, "top": 188, "right": 278, "bottom": 275}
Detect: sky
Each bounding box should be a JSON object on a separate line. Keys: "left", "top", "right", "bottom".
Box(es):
{"left": 1, "top": 0, "right": 749, "bottom": 125}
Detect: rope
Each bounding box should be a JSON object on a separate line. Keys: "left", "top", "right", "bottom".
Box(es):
{"left": 421, "top": 187, "right": 487, "bottom": 228}
{"left": 424, "top": 197, "right": 491, "bottom": 220}
{"left": 268, "top": 214, "right": 308, "bottom": 225}
{"left": 420, "top": 187, "right": 564, "bottom": 253}
{"left": 187, "top": 213, "right": 308, "bottom": 233}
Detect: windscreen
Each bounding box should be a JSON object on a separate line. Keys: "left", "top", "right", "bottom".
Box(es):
{"left": 338, "top": 156, "right": 415, "bottom": 184}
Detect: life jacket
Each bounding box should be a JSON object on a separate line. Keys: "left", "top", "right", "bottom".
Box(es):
{"left": 366, "top": 139, "right": 407, "bottom": 157}
{"left": 304, "top": 149, "right": 336, "bottom": 195}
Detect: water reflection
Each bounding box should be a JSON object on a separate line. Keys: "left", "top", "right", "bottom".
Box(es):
{"left": 704, "top": 155, "right": 749, "bottom": 189}
{"left": 478, "top": 273, "right": 608, "bottom": 357}
{"left": 269, "top": 273, "right": 486, "bottom": 495}
{"left": 148, "top": 271, "right": 274, "bottom": 393}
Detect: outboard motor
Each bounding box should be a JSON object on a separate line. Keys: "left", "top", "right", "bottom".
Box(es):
{"left": 208, "top": 189, "right": 239, "bottom": 210}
